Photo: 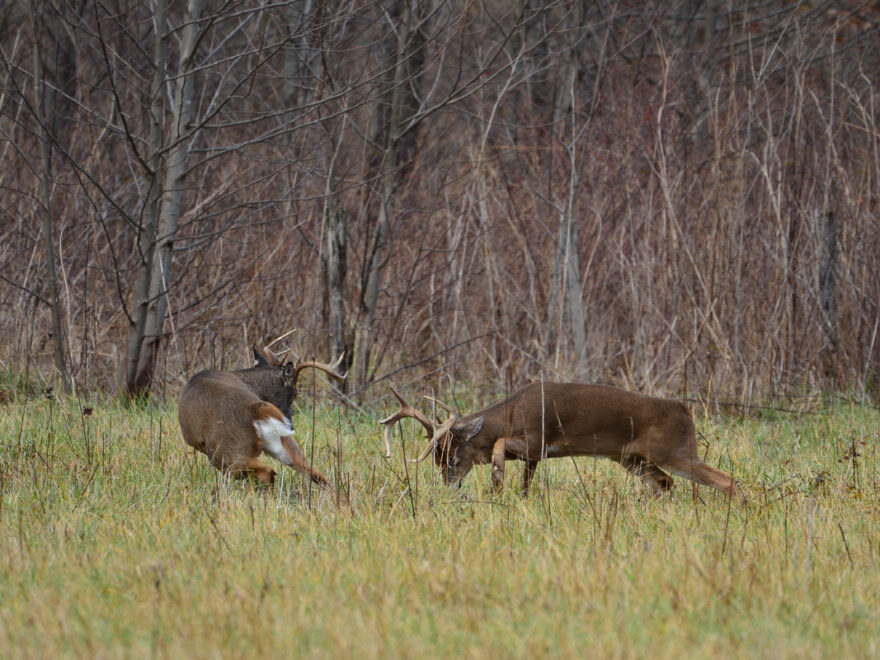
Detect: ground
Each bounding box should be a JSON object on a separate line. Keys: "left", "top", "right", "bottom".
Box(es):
{"left": 1, "top": 391, "right": 878, "bottom": 657}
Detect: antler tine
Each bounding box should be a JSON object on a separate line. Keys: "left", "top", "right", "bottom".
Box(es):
{"left": 408, "top": 415, "right": 459, "bottom": 463}
{"left": 423, "top": 395, "right": 454, "bottom": 414}
{"left": 378, "top": 407, "right": 432, "bottom": 458}
{"left": 293, "top": 352, "right": 348, "bottom": 385}
{"left": 411, "top": 438, "right": 438, "bottom": 463}
{"left": 260, "top": 330, "right": 297, "bottom": 364}
{"left": 265, "top": 329, "right": 297, "bottom": 348}
{"left": 389, "top": 386, "right": 409, "bottom": 407}
{"left": 379, "top": 387, "right": 438, "bottom": 459}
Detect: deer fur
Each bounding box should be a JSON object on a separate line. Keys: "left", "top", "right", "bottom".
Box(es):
{"left": 179, "top": 346, "right": 344, "bottom": 487}
{"left": 382, "top": 382, "right": 740, "bottom": 500}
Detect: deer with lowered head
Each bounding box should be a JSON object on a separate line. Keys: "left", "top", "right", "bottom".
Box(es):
{"left": 381, "top": 382, "right": 740, "bottom": 500}
{"left": 179, "top": 344, "right": 346, "bottom": 487}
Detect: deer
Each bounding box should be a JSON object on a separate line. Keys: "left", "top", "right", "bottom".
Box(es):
{"left": 178, "top": 344, "right": 346, "bottom": 488}
{"left": 380, "top": 382, "right": 740, "bottom": 500}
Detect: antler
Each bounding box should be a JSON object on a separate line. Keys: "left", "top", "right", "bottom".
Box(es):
{"left": 292, "top": 353, "right": 348, "bottom": 387}
{"left": 379, "top": 387, "right": 434, "bottom": 458}
{"left": 423, "top": 395, "right": 454, "bottom": 415}
{"left": 380, "top": 387, "right": 458, "bottom": 462}
{"left": 261, "top": 330, "right": 297, "bottom": 365}
{"left": 265, "top": 329, "right": 297, "bottom": 349}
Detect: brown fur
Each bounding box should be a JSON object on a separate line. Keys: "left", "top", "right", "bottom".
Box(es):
{"left": 408, "top": 382, "right": 740, "bottom": 500}
{"left": 178, "top": 369, "right": 330, "bottom": 487}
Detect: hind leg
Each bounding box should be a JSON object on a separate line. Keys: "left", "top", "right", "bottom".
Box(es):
{"left": 219, "top": 458, "right": 276, "bottom": 485}
{"left": 253, "top": 418, "right": 331, "bottom": 488}
{"left": 279, "top": 436, "right": 331, "bottom": 488}
{"left": 629, "top": 427, "right": 740, "bottom": 501}
{"left": 243, "top": 459, "right": 276, "bottom": 485}
{"left": 207, "top": 443, "right": 275, "bottom": 486}
{"left": 614, "top": 455, "right": 674, "bottom": 495}
{"left": 659, "top": 454, "right": 739, "bottom": 500}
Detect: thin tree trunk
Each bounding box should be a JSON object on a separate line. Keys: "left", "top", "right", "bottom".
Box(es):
{"left": 547, "top": 58, "right": 587, "bottom": 373}
{"left": 284, "top": 0, "right": 318, "bottom": 110}
{"left": 358, "top": 186, "right": 392, "bottom": 385}
{"left": 323, "top": 137, "right": 351, "bottom": 381}
{"left": 356, "top": 0, "right": 414, "bottom": 386}
{"left": 819, "top": 209, "right": 838, "bottom": 382}
{"left": 124, "top": 0, "right": 167, "bottom": 396}
{"left": 30, "top": 0, "right": 69, "bottom": 392}
{"left": 127, "top": 0, "right": 200, "bottom": 396}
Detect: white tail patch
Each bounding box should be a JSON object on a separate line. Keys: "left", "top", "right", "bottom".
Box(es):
{"left": 254, "top": 416, "right": 295, "bottom": 466}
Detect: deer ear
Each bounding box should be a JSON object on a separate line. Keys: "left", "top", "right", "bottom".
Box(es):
{"left": 455, "top": 416, "right": 484, "bottom": 441}
{"left": 254, "top": 345, "right": 283, "bottom": 367}
{"left": 253, "top": 345, "right": 269, "bottom": 367}
{"left": 282, "top": 362, "right": 296, "bottom": 385}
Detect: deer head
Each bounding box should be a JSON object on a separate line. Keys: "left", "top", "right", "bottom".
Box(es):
{"left": 379, "top": 387, "right": 485, "bottom": 487}
{"left": 235, "top": 345, "right": 347, "bottom": 420}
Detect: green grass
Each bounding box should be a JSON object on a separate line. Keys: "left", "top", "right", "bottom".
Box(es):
{"left": 1, "top": 390, "right": 878, "bottom": 658}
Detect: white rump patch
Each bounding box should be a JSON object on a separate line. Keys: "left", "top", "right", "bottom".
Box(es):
{"left": 254, "top": 417, "right": 295, "bottom": 466}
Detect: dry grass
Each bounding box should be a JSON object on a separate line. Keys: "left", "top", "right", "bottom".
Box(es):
{"left": 1, "top": 388, "right": 878, "bottom": 657}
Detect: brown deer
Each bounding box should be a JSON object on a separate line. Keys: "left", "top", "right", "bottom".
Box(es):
{"left": 381, "top": 382, "right": 740, "bottom": 500}
{"left": 179, "top": 345, "right": 346, "bottom": 487}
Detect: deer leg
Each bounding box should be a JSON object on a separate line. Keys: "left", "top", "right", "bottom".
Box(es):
{"left": 223, "top": 458, "right": 276, "bottom": 486}
{"left": 280, "top": 436, "right": 331, "bottom": 488}
{"left": 658, "top": 453, "right": 740, "bottom": 500}
{"left": 209, "top": 445, "right": 276, "bottom": 486}
{"left": 522, "top": 459, "right": 539, "bottom": 496}
{"left": 255, "top": 421, "right": 331, "bottom": 488}
{"left": 683, "top": 460, "right": 739, "bottom": 500}
{"left": 501, "top": 436, "right": 537, "bottom": 496}
{"left": 615, "top": 455, "right": 673, "bottom": 495}
{"left": 491, "top": 438, "right": 507, "bottom": 492}
{"left": 630, "top": 429, "right": 741, "bottom": 501}
{"left": 247, "top": 459, "right": 277, "bottom": 486}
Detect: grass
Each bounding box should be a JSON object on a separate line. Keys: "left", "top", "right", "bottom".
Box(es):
{"left": 1, "top": 388, "right": 878, "bottom": 658}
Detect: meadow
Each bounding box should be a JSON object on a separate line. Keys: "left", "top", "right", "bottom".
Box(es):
{"left": 1, "top": 384, "right": 878, "bottom": 658}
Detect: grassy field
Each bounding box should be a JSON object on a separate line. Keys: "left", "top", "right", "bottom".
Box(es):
{"left": 1, "top": 385, "right": 878, "bottom": 658}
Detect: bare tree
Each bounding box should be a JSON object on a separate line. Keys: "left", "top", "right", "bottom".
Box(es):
{"left": 28, "top": 0, "right": 70, "bottom": 391}
{"left": 0, "top": 1, "right": 877, "bottom": 402}
{"left": 124, "top": 0, "right": 201, "bottom": 396}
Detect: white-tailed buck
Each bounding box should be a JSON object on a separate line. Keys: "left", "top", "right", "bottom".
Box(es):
{"left": 179, "top": 345, "right": 346, "bottom": 487}
{"left": 381, "top": 382, "right": 740, "bottom": 500}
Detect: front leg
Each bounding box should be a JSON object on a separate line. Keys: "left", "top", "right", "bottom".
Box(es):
{"left": 522, "top": 458, "right": 538, "bottom": 496}
{"left": 491, "top": 437, "right": 507, "bottom": 492}
{"left": 502, "top": 436, "right": 538, "bottom": 497}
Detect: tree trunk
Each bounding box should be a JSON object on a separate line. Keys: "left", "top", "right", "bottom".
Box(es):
{"left": 30, "top": 0, "right": 70, "bottom": 392}
{"left": 355, "top": 0, "right": 417, "bottom": 387}
{"left": 124, "top": 0, "right": 166, "bottom": 397}
{"left": 546, "top": 58, "right": 587, "bottom": 374}
{"left": 323, "top": 142, "right": 351, "bottom": 381}
{"left": 819, "top": 209, "right": 839, "bottom": 382}
{"left": 125, "top": 0, "right": 200, "bottom": 397}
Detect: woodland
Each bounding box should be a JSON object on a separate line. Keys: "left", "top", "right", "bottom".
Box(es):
{"left": 0, "top": 1, "right": 878, "bottom": 404}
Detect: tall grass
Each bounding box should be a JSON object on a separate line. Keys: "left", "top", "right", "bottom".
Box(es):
{"left": 1, "top": 390, "right": 878, "bottom": 657}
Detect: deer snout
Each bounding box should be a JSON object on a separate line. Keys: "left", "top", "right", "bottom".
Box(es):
{"left": 441, "top": 451, "right": 474, "bottom": 488}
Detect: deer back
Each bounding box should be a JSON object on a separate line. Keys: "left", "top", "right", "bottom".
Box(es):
{"left": 489, "top": 382, "right": 692, "bottom": 443}
{"left": 178, "top": 369, "right": 280, "bottom": 464}
{"left": 441, "top": 382, "right": 695, "bottom": 468}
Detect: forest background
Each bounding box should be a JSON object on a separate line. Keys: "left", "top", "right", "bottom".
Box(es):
{"left": 1, "top": 0, "right": 878, "bottom": 405}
